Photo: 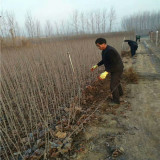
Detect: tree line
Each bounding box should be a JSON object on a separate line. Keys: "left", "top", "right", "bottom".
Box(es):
{"left": 0, "top": 8, "right": 116, "bottom": 38}
{"left": 0, "top": 9, "right": 160, "bottom": 39}
{"left": 121, "top": 11, "right": 160, "bottom": 35}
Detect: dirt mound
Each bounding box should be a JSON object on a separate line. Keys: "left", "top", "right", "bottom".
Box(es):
{"left": 81, "top": 79, "right": 110, "bottom": 105}
{"left": 123, "top": 67, "right": 139, "bottom": 83}
{"left": 121, "top": 50, "right": 131, "bottom": 57}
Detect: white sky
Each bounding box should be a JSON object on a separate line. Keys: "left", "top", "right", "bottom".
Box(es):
{"left": 1, "top": 0, "right": 160, "bottom": 27}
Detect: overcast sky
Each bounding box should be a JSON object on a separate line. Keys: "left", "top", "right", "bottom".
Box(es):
{"left": 1, "top": 0, "right": 160, "bottom": 27}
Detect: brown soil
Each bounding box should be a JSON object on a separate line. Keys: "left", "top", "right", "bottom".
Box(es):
{"left": 69, "top": 37, "right": 160, "bottom": 160}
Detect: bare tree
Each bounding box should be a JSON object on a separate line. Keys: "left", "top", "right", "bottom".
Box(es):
{"left": 108, "top": 7, "right": 116, "bottom": 32}
{"left": 84, "top": 14, "right": 90, "bottom": 34}
{"left": 65, "top": 23, "right": 71, "bottom": 36}
{"left": 71, "top": 10, "right": 79, "bottom": 35}
{"left": 89, "top": 11, "right": 95, "bottom": 34}
{"left": 60, "top": 20, "right": 67, "bottom": 35}
{"left": 25, "top": 11, "right": 36, "bottom": 38}
{"left": 54, "top": 22, "right": 60, "bottom": 36}
{"left": 0, "top": 11, "right": 8, "bottom": 38}
{"left": 6, "top": 11, "right": 19, "bottom": 38}
{"left": 95, "top": 10, "right": 101, "bottom": 33}
{"left": 35, "top": 19, "right": 42, "bottom": 38}
{"left": 45, "top": 20, "right": 53, "bottom": 37}
{"left": 79, "top": 12, "right": 85, "bottom": 34}
{"left": 102, "top": 9, "right": 107, "bottom": 33}
{"left": 1, "top": 11, "right": 21, "bottom": 45}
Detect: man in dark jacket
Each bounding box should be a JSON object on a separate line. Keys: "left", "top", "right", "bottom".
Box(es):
{"left": 124, "top": 40, "right": 138, "bottom": 57}
{"left": 91, "top": 38, "right": 124, "bottom": 105}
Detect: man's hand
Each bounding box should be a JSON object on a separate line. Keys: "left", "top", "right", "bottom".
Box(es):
{"left": 91, "top": 65, "right": 98, "bottom": 71}
{"left": 98, "top": 71, "right": 109, "bottom": 80}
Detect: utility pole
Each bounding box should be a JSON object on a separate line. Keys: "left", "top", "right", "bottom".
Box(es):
{"left": 0, "top": 16, "right": 2, "bottom": 55}
{"left": 0, "top": 16, "right": 2, "bottom": 81}
{"left": 156, "top": 31, "right": 159, "bottom": 46}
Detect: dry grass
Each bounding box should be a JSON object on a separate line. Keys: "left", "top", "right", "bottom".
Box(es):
{"left": 123, "top": 67, "right": 139, "bottom": 83}
{"left": 1, "top": 37, "right": 32, "bottom": 49}
{"left": 121, "top": 50, "right": 131, "bottom": 57}
{"left": 1, "top": 32, "right": 134, "bottom": 159}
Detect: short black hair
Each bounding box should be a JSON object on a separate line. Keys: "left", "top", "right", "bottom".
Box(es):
{"left": 95, "top": 38, "right": 107, "bottom": 44}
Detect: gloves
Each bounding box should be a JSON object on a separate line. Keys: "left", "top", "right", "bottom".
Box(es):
{"left": 91, "top": 65, "right": 98, "bottom": 71}
{"left": 98, "top": 71, "right": 109, "bottom": 80}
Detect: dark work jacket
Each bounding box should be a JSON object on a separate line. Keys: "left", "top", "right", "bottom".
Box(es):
{"left": 125, "top": 40, "right": 138, "bottom": 50}
{"left": 97, "top": 45, "right": 124, "bottom": 73}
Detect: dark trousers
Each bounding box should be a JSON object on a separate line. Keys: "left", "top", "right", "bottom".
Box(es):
{"left": 110, "top": 71, "right": 123, "bottom": 103}
{"left": 136, "top": 38, "right": 140, "bottom": 42}
{"left": 131, "top": 48, "right": 136, "bottom": 57}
